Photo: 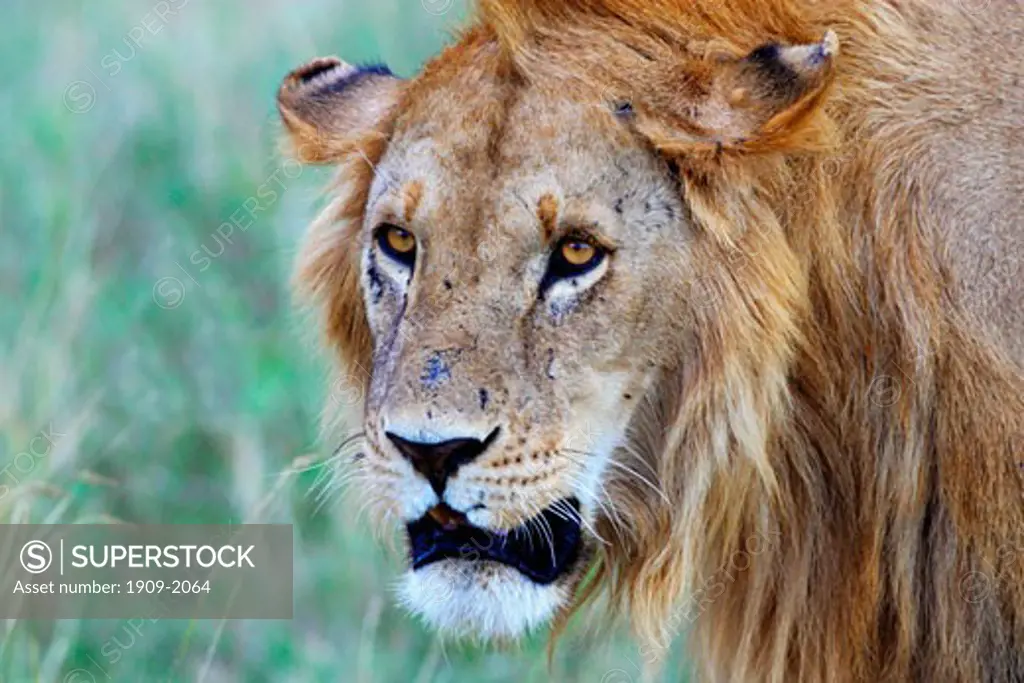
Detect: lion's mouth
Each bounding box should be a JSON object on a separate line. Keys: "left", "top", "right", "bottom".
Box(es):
{"left": 406, "top": 498, "right": 582, "bottom": 585}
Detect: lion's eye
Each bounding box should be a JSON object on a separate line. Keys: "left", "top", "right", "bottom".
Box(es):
{"left": 548, "top": 238, "right": 605, "bottom": 278}
{"left": 560, "top": 241, "right": 597, "bottom": 267}
{"left": 377, "top": 224, "right": 416, "bottom": 267}
{"left": 539, "top": 236, "right": 608, "bottom": 295}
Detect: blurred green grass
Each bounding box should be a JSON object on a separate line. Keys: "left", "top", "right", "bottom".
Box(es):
{"left": 0, "top": 1, "right": 690, "bottom": 681}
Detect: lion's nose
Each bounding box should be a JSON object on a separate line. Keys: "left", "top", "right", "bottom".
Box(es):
{"left": 386, "top": 427, "right": 500, "bottom": 496}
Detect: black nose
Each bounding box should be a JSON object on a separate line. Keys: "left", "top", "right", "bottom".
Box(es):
{"left": 386, "top": 428, "right": 500, "bottom": 496}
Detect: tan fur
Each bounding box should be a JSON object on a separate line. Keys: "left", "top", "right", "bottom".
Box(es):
{"left": 280, "top": 2, "right": 1024, "bottom": 680}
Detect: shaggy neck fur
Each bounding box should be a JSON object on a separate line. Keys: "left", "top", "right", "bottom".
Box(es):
{"left": 472, "top": 1, "right": 1024, "bottom": 681}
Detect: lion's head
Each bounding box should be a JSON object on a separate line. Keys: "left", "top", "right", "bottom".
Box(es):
{"left": 278, "top": 1, "right": 839, "bottom": 642}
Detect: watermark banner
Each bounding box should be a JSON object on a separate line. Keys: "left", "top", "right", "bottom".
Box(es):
{"left": 0, "top": 524, "right": 292, "bottom": 619}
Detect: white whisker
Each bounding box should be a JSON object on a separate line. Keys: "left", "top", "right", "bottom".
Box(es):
{"left": 564, "top": 447, "right": 670, "bottom": 506}
{"left": 560, "top": 462, "right": 629, "bottom": 546}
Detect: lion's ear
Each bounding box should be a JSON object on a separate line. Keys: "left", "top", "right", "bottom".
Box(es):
{"left": 277, "top": 57, "right": 404, "bottom": 164}
{"left": 639, "top": 31, "right": 838, "bottom": 155}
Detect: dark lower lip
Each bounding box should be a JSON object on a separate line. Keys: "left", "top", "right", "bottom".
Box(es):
{"left": 406, "top": 498, "right": 582, "bottom": 585}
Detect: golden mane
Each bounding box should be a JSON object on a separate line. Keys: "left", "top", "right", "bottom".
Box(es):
{"left": 289, "top": 1, "right": 1024, "bottom": 679}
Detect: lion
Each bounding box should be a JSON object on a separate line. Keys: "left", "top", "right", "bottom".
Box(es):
{"left": 276, "top": 1, "right": 1024, "bottom": 680}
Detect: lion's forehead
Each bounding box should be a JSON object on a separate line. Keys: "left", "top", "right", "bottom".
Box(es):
{"left": 372, "top": 92, "right": 674, "bottom": 255}
{"left": 379, "top": 63, "right": 648, "bottom": 199}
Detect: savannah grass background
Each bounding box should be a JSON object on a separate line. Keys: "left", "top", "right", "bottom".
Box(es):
{"left": 0, "top": 0, "right": 694, "bottom": 680}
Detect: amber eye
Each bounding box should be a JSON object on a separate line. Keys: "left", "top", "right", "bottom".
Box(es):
{"left": 541, "top": 236, "right": 607, "bottom": 294}
{"left": 377, "top": 224, "right": 416, "bottom": 266}
{"left": 560, "top": 240, "right": 597, "bottom": 267}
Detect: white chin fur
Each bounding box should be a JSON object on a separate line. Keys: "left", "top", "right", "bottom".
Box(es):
{"left": 398, "top": 560, "right": 569, "bottom": 641}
